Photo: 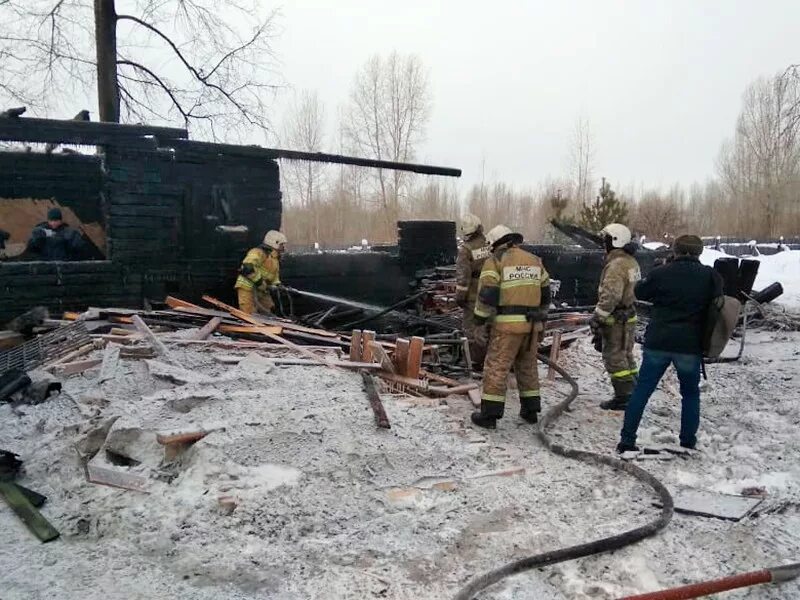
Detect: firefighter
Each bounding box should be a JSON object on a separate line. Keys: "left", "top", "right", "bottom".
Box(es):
{"left": 591, "top": 223, "right": 641, "bottom": 410}
{"left": 471, "top": 225, "right": 551, "bottom": 429}
{"left": 234, "top": 230, "right": 287, "bottom": 314}
{"left": 455, "top": 214, "right": 491, "bottom": 370}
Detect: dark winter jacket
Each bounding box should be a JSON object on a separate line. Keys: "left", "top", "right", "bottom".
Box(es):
{"left": 634, "top": 256, "right": 723, "bottom": 355}
{"left": 26, "top": 222, "right": 85, "bottom": 261}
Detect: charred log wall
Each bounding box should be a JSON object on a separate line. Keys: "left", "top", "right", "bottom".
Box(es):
{"left": 1, "top": 145, "right": 281, "bottom": 322}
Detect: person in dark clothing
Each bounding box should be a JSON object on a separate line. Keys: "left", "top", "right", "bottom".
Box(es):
{"left": 617, "top": 234, "right": 723, "bottom": 453}
{"left": 26, "top": 208, "right": 86, "bottom": 261}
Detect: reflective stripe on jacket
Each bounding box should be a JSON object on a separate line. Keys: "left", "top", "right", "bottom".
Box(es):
{"left": 474, "top": 246, "right": 550, "bottom": 334}
{"left": 234, "top": 246, "right": 281, "bottom": 290}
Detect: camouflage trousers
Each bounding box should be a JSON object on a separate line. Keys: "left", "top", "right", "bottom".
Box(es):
{"left": 462, "top": 303, "right": 488, "bottom": 368}
{"left": 601, "top": 321, "right": 638, "bottom": 395}
{"left": 481, "top": 329, "right": 540, "bottom": 419}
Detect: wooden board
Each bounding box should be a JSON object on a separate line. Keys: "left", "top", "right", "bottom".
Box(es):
{"left": 193, "top": 317, "right": 222, "bottom": 340}
{"left": 85, "top": 462, "right": 151, "bottom": 493}
{"left": 218, "top": 323, "right": 282, "bottom": 336}
{"left": 369, "top": 342, "right": 396, "bottom": 374}
{"left": 98, "top": 344, "right": 120, "bottom": 383}
{"left": 0, "top": 481, "right": 60, "bottom": 542}
{"left": 349, "top": 330, "right": 362, "bottom": 362}
{"left": 361, "top": 331, "right": 376, "bottom": 363}
{"left": 54, "top": 358, "right": 103, "bottom": 376}
{"left": 131, "top": 315, "right": 173, "bottom": 362}
{"left": 198, "top": 296, "right": 338, "bottom": 338}
{"left": 361, "top": 371, "right": 391, "bottom": 429}
{"left": 407, "top": 336, "right": 425, "bottom": 380}
{"left": 201, "top": 296, "right": 342, "bottom": 370}
{"left": 393, "top": 339, "right": 410, "bottom": 376}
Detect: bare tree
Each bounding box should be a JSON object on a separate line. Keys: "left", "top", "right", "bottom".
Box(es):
{"left": 342, "top": 51, "right": 431, "bottom": 234}
{"left": 568, "top": 116, "right": 595, "bottom": 206}
{"left": 0, "top": 0, "right": 280, "bottom": 140}
{"left": 718, "top": 72, "right": 800, "bottom": 236}
{"left": 280, "top": 90, "right": 327, "bottom": 241}
{"left": 631, "top": 188, "right": 687, "bottom": 239}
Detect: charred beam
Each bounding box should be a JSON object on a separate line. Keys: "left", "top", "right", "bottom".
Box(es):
{"left": 0, "top": 117, "right": 187, "bottom": 146}
{"left": 167, "top": 139, "right": 461, "bottom": 177}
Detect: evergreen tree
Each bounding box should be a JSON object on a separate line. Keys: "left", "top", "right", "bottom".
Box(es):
{"left": 579, "top": 177, "right": 628, "bottom": 231}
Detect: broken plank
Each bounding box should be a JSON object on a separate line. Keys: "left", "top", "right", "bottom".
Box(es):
{"left": 156, "top": 430, "right": 212, "bottom": 445}
{"left": 369, "top": 341, "right": 396, "bottom": 374}
{"left": 467, "top": 387, "right": 482, "bottom": 407}
{"left": 193, "top": 317, "right": 223, "bottom": 340}
{"left": 547, "top": 331, "right": 562, "bottom": 381}
{"left": 393, "top": 338, "right": 410, "bottom": 376}
{"left": 198, "top": 295, "right": 338, "bottom": 338}
{"left": 217, "top": 323, "right": 282, "bottom": 336}
{"left": 427, "top": 382, "right": 479, "bottom": 396}
{"left": 270, "top": 358, "right": 382, "bottom": 369}
{"left": 43, "top": 343, "right": 95, "bottom": 369}
{"left": 54, "top": 358, "right": 103, "bottom": 376}
{"left": 0, "top": 481, "right": 60, "bottom": 542}
{"left": 98, "top": 344, "right": 120, "bottom": 383}
{"left": 85, "top": 462, "right": 151, "bottom": 493}
{"left": 349, "top": 330, "right": 363, "bottom": 362}
{"left": 406, "top": 336, "right": 425, "bottom": 379}
{"left": 200, "top": 296, "right": 342, "bottom": 370}
{"left": 377, "top": 372, "right": 428, "bottom": 391}
{"left": 361, "top": 331, "right": 376, "bottom": 363}
{"left": 469, "top": 466, "right": 526, "bottom": 479}
{"left": 361, "top": 371, "right": 391, "bottom": 429}
{"left": 131, "top": 315, "right": 173, "bottom": 363}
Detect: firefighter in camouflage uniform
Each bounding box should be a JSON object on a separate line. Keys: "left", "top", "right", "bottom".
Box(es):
{"left": 471, "top": 225, "right": 551, "bottom": 429}
{"left": 234, "top": 230, "right": 287, "bottom": 314}
{"left": 592, "top": 223, "right": 641, "bottom": 410}
{"left": 455, "top": 214, "right": 491, "bottom": 370}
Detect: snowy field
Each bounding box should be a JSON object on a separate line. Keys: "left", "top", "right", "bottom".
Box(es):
{"left": 2, "top": 323, "right": 799, "bottom": 599}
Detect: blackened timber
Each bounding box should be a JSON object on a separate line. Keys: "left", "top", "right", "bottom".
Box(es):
{"left": 361, "top": 371, "right": 391, "bottom": 429}
{"left": 0, "top": 117, "right": 187, "bottom": 145}
{"left": 167, "top": 139, "right": 461, "bottom": 177}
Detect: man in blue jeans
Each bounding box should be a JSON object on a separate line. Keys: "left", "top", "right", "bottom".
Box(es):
{"left": 617, "top": 235, "right": 723, "bottom": 453}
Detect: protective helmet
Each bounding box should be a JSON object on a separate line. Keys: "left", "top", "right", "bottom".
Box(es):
{"left": 600, "top": 223, "right": 632, "bottom": 249}
{"left": 460, "top": 213, "right": 482, "bottom": 237}
{"left": 485, "top": 224, "right": 522, "bottom": 249}
{"left": 263, "top": 230, "right": 287, "bottom": 251}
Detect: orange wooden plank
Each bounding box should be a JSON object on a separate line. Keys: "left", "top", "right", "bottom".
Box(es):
{"left": 394, "top": 338, "right": 410, "bottom": 376}
{"left": 361, "top": 331, "right": 376, "bottom": 363}
{"left": 349, "top": 330, "right": 363, "bottom": 362}
{"left": 406, "top": 336, "right": 424, "bottom": 380}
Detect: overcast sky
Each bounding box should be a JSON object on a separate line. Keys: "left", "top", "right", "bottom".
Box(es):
{"left": 272, "top": 0, "right": 798, "bottom": 192}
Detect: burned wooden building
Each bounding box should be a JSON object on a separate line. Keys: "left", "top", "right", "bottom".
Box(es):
{"left": 0, "top": 117, "right": 662, "bottom": 325}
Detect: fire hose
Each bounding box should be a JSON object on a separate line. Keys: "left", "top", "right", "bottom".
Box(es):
{"left": 453, "top": 354, "right": 674, "bottom": 600}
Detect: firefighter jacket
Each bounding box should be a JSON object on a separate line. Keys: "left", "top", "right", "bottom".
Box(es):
{"left": 595, "top": 247, "right": 641, "bottom": 324}
{"left": 474, "top": 245, "right": 551, "bottom": 334}
{"left": 455, "top": 233, "right": 490, "bottom": 305}
{"left": 234, "top": 246, "right": 281, "bottom": 291}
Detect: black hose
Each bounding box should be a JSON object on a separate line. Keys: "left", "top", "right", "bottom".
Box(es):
{"left": 339, "top": 290, "right": 429, "bottom": 330}
{"left": 453, "top": 355, "right": 674, "bottom": 600}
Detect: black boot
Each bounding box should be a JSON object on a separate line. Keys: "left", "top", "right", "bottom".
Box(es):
{"left": 616, "top": 442, "right": 640, "bottom": 454}
{"left": 471, "top": 399, "right": 504, "bottom": 429}
{"left": 519, "top": 396, "right": 541, "bottom": 424}
{"left": 471, "top": 411, "right": 497, "bottom": 429}
{"left": 600, "top": 379, "right": 633, "bottom": 411}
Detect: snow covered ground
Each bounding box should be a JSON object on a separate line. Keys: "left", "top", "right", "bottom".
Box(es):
{"left": 2, "top": 327, "right": 799, "bottom": 599}
{"left": 700, "top": 248, "right": 800, "bottom": 310}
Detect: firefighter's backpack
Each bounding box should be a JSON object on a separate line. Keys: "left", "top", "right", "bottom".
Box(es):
{"left": 703, "top": 295, "right": 741, "bottom": 359}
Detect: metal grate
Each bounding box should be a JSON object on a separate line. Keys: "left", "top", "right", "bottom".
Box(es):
{"left": 0, "top": 321, "right": 90, "bottom": 373}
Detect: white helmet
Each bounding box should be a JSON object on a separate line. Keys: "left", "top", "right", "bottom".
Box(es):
{"left": 460, "top": 213, "right": 482, "bottom": 237}
{"left": 485, "top": 224, "right": 515, "bottom": 247}
{"left": 600, "top": 223, "right": 631, "bottom": 249}
{"left": 263, "top": 230, "right": 287, "bottom": 251}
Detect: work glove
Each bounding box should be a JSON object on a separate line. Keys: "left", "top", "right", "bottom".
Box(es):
{"left": 589, "top": 313, "right": 609, "bottom": 333}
